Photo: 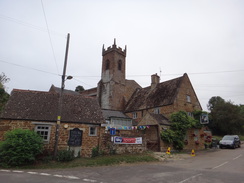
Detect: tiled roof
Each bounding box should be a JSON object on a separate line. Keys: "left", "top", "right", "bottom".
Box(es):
{"left": 1, "top": 89, "right": 104, "bottom": 124}
{"left": 149, "top": 113, "right": 170, "bottom": 125}
{"left": 102, "top": 109, "right": 130, "bottom": 119}
{"left": 49, "top": 85, "right": 80, "bottom": 95}
{"left": 125, "top": 76, "right": 183, "bottom": 112}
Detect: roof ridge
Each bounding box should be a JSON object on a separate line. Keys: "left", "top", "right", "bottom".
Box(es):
{"left": 12, "top": 89, "right": 49, "bottom": 94}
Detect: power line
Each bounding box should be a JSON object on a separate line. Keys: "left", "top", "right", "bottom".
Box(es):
{"left": 0, "top": 13, "right": 65, "bottom": 37}
{"left": 72, "top": 78, "right": 94, "bottom": 88}
{"left": 41, "top": 0, "right": 59, "bottom": 75}
{"left": 0, "top": 59, "right": 93, "bottom": 88}
{"left": 73, "top": 69, "right": 244, "bottom": 78}
{"left": 0, "top": 59, "right": 58, "bottom": 76}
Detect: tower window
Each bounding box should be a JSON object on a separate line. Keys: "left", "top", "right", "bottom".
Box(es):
{"left": 106, "top": 60, "right": 110, "bottom": 70}
{"left": 118, "top": 60, "right": 122, "bottom": 71}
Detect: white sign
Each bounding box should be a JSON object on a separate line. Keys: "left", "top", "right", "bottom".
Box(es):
{"left": 200, "top": 114, "right": 209, "bottom": 124}
{"left": 114, "top": 136, "right": 142, "bottom": 144}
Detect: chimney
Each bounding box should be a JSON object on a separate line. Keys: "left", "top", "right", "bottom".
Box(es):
{"left": 151, "top": 73, "right": 160, "bottom": 89}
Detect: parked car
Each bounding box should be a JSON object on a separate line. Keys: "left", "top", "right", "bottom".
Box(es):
{"left": 219, "top": 135, "right": 241, "bottom": 149}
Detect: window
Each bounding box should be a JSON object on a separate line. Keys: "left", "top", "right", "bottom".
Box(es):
{"left": 186, "top": 95, "right": 191, "bottom": 103}
{"left": 89, "top": 126, "right": 97, "bottom": 136}
{"left": 118, "top": 60, "right": 122, "bottom": 70}
{"left": 35, "top": 125, "right": 51, "bottom": 143}
{"left": 105, "top": 60, "right": 110, "bottom": 70}
{"left": 187, "top": 112, "right": 193, "bottom": 118}
{"left": 132, "top": 112, "right": 137, "bottom": 119}
{"left": 154, "top": 107, "right": 160, "bottom": 114}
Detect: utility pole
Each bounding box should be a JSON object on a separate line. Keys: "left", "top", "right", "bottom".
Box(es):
{"left": 53, "top": 33, "right": 70, "bottom": 159}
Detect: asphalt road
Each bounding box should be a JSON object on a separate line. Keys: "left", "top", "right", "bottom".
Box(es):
{"left": 1, "top": 146, "right": 243, "bottom": 183}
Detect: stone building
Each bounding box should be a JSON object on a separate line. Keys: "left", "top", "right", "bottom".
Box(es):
{"left": 0, "top": 40, "right": 208, "bottom": 156}
{"left": 82, "top": 40, "right": 207, "bottom": 152}
{"left": 0, "top": 89, "right": 104, "bottom": 157}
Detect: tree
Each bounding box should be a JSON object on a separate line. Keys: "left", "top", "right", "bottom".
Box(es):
{"left": 75, "top": 85, "right": 84, "bottom": 92}
{"left": 207, "top": 96, "right": 225, "bottom": 111}
{"left": 0, "top": 73, "right": 10, "bottom": 112}
{"left": 208, "top": 96, "right": 244, "bottom": 135}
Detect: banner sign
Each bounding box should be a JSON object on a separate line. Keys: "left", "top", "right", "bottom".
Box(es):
{"left": 114, "top": 136, "right": 142, "bottom": 144}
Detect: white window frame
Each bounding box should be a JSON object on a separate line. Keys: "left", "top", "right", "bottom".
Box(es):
{"left": 89, "top": 126, "right": 97, "bottom": 136}
{"left": 186, "top": 95, "right": 191, "bottom": 103}
{"left": 154, "top": 107, "right": 160, "bottom": 114}
{"left": 132, "top": 112, "right": 137, "bottom": 119}
{"left": 35, "top": 125, "right": 51, "bottom": 144}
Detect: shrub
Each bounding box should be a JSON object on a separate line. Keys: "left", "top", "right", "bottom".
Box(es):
{"left": 56, "top": 150, "right": 74, "bottom": 162}
{"left": 161, "top": 111, "right": 199, "bottom": 151}
{"left": 91, "top": 146, "right": 100, "bottom": 157}
{"left": 0, "top": 128, "right": 43, "bottom": 167}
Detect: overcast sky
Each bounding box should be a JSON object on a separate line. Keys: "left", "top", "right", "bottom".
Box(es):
{"left": 1, "top": 0, "right": 244, "bottom": 111}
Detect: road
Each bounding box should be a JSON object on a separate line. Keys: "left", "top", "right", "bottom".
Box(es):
{"left": 1, "top": 146, "right": 243, "bottom": 183}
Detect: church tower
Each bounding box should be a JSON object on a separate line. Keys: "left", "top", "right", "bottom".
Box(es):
{"left": 97, "top": 39, "right": 127, "bottom": 110}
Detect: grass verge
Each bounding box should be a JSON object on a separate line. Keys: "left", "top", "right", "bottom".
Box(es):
{"left": 15, "top": 152, "right": 158, "bottom": 169}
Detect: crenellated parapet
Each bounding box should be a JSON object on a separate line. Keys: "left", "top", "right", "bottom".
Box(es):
{"left": 102, "top": 38, "right": 126, "bottom": 56}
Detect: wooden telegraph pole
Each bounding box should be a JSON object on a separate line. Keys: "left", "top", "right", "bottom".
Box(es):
{"left": 53, "top": 33, "right": 70, "bottom": 159}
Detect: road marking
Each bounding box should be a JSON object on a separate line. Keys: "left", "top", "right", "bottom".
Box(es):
{"left": 212, "top": 161, "right": 228, "bottom": 169}
{"left": 178, "top": 173, "right": 202, "bottom": 183}
{"left": 53, "top": 174, "right": 63, "bottom": 178}
{"left": 0, "top": 169, "right": 11, "bottom": 172}
{"left": 63, "top": 175, "right": 80, "bottom": 179}
{"left": 0, "top": 169, "right": 82, "bottom": 180}
{"left": 12, "top": 170, "right": 24, "bottom": 173}
{"left": 83, "top": 178, "right": 98, "bottom": 182}
{"left": 233, "top": 154, "right": 242, "bottom": 160}
{"left": 40, "top": 173, "right": 51, "bottom": 176}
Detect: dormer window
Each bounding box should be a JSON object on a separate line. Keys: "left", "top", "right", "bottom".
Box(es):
{"left": 186, "top": 95, "right": 191, "bottom": 103}
{"left": 154, "top": 107, "right": 160, "bottom": 114}
{"left": 118, "top": 60, "right": 122, "bottom": 71}
{"left": 132, "top": 112, "right": 137, "bottom": 119}
{"left": 105, "top": 60, "right": 110, "bottom": 70}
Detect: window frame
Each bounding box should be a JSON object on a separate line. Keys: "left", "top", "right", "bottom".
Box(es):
{"left": 35, "top": 125, "right": 51, "bottom": 144}
{"left": 186, "top": 95, "right": 191, "bottom": 103}
{"left": 89, "top": 126, "right": 97, "bottom": 136}
{"left": 132, "top": 112, "right": 137, "bottom": 119}
{"left": 154, "top": 107, "right": 160, "bottom": 114}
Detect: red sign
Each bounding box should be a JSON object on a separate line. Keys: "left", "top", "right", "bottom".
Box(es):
{"left": 123, "top": 138, "right": 136, "bottom": 143}
{"left": 114, "top": 136, "right": 142, "bottom": 144}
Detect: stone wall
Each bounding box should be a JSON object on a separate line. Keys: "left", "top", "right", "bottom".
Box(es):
{"left": 99, "top": 127, "right": 146, "bottom": 154}
{"left": 0, "top": 119, "right": 100, "bottom": 157}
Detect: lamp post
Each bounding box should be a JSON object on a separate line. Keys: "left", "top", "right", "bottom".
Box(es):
{"left": 53, "top": 33, "right": 71, "bottom": 159}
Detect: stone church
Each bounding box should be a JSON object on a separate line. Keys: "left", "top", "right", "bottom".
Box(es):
{"left": 81, "top": 39, "right": 205, "bottom": 152}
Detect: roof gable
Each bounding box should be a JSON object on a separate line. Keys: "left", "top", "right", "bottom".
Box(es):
{"left": 125, "top": 75, "right": 183, "bottom": 112}
{"left": 138, "top": 112, "right": 170, "bottom": 126}
{"left": 1, "top": 89, "right": 104, "bottom": 124}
